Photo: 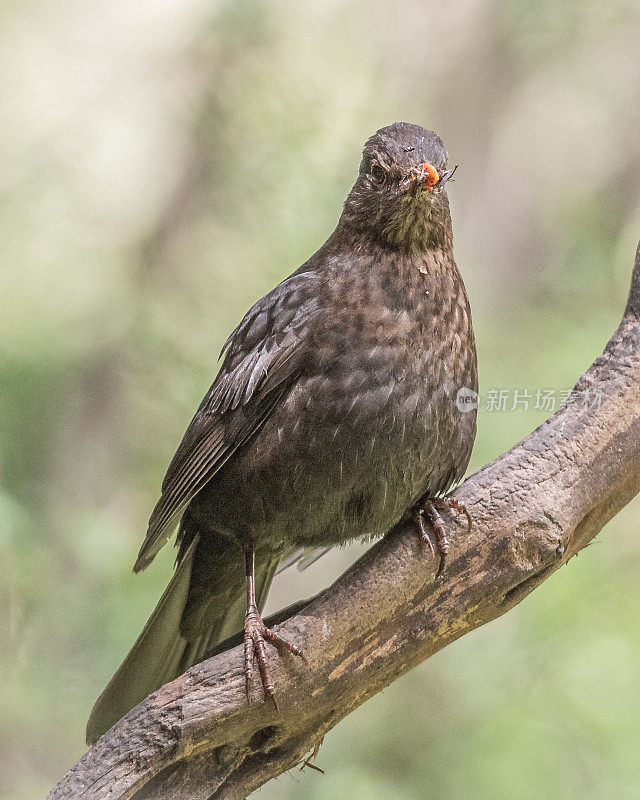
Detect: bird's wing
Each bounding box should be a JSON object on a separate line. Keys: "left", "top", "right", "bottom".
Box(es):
{"left": 134, "top": 272, "right": 320, "bottom": 572}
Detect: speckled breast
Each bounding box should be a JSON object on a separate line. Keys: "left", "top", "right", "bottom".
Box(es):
{"left": 193, "top": 249, "right": 477, "bottom": 552}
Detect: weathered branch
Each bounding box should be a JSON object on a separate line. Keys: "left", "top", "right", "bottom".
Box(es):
{"left": 48, "top": 242, "right": 640, "bottom": 800}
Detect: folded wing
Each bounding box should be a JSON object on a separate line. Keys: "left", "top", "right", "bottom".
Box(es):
{"left": 134, "top": 272, "right": 320, "bottom": 572}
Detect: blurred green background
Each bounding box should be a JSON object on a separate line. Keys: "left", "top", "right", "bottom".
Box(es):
{"left": 2, "top": 1, "right": 640, "bottom": 798}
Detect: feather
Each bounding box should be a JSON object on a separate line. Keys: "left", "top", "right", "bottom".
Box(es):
{"left": 134, "top": 273, "right": 318, "bottom": 572}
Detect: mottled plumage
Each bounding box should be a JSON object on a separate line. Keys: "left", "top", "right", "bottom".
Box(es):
{"left": 87, "top": 122, "right": 478, "bottom": 744}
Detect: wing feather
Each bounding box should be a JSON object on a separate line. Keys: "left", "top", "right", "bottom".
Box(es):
{"left": 133, "top": 273, "right": 319, "bottom": 572}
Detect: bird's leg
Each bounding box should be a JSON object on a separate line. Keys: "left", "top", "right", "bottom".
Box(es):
{"left": 243, "top": 548, "right": 305, "bottom": 708}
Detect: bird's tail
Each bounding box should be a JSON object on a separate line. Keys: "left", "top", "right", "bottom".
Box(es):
{"left": 86, "top": 538, "right": 279, "bottom": 745}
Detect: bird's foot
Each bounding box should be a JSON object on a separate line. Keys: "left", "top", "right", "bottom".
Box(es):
{"left": 432, "top": 496, "right": 472, "bottom": 533}
{"left": 244, "top": 607, "right": 305, "bottom": 708}
{"left": 405, "top": 496, "right": 472, "bottom": 577}
{"left": 404, "top": 505, "right": 435, "bottom": 555}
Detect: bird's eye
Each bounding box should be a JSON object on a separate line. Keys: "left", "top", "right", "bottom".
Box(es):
{"left": 370, "top": 163, "right": 387, "bottom": 186}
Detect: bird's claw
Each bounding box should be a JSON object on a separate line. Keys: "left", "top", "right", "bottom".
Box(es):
{"left": 422, "top": 500, "right": 449, "bottom": 576}
{"left": 413, "top": 508, "right": 435, "bottom": 555}
{"left": 433, "top": 496, "right": 472, "bottom": 533}
{"left": 406, "top": 496, "right": 472, "bottom": 576}
{"left": 244, "top": 608, "right": 305, "bottom": 708}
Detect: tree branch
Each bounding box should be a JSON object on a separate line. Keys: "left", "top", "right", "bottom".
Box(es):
{"left": 48, "top": 242, "right": 640, "bottom": 800}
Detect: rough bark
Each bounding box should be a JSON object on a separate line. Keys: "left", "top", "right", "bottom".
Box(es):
{"left": 48, "top": 242, "right": 640, "bottom": 800}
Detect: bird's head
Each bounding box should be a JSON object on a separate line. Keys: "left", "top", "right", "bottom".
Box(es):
{"left": 341, "top": 122, "right": 456, "bottom": 252}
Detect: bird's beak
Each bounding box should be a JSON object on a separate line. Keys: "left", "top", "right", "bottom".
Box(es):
{"left": 435, "top": 165, "right": 457, "bottom": 189}
{"left": 402, "top": 163, "right": 457, "bottom": 196}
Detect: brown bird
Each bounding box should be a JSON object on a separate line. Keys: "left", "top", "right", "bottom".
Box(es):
{"left": 86, "top": 122, "right": 478, "bottom": 744}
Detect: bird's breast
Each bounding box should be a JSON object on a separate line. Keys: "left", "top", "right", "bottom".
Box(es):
{"left": 194, "top": 249, "right": 477, "bottom": 550}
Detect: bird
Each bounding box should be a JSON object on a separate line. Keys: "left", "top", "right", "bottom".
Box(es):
{"left": 86, "top": 122, "right": 478, "bottom": 745}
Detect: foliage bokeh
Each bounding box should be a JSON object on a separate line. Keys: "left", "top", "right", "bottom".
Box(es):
{"left": 2, "top": 1, "right": 640, "bottom": 797}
